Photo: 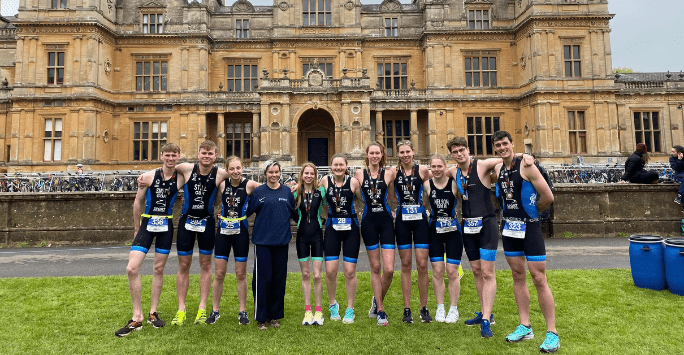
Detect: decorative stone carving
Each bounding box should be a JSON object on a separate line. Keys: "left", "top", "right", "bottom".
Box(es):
{"left": 271, "top": 106, "right": 280, "bottom": 115}
{"left": 351, "top": 104, "right": 361, "bottom": 115}
{"left": 671, "top": 123, "right": 679, "bottom": 130}
{"left": 345, "top": 1, "right": 355, "bottom": 11}
{"left": 104, "top": 58, "right": 111, "bottom": 75}
{"left": 520, "top": 52, "right": 526, "bottom": 70}
{"left": 232, "top": 0, "right": 255, "bottom": 13}
{"left": 380, "top": 0, "right": 401, "bottom": 12}
{"left": 278, "top": 2, "right": 289, "bottom": 11}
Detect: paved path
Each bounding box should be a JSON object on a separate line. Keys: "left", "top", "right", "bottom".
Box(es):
{"left": 0, "top": 238, "right": 631, "bottom": 278}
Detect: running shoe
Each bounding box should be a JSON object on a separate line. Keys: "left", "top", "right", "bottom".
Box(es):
{"left": 269, "top": 319, "right": 281, "bottom": 328}
{"left": 464, "top": 312, "right": 495, "bottom": 326}
{"left": 445, "top": 307, "right": 459, "bottom": 324}
{"left": 302, "top": 311, "right": 314, "bottom": 325}
{"left": 481, "top": 319, "right": 493, "bottom": 338}
{"left": 505, "top": 324, "right": 534, "bottom": 343}
{"left": 171, "top": 310, "right": 186, "bottom": 326}
{"left": 115, "top": 319, "right": 142, "bottom": 337}
{"left": 329, "top": 301, "right": 341, "bottom": 321}
{"left": 539, "top": 331, "right": 560, "bottom": 353}
{"left": 368, "top": 297, "right": 378, "bottom": 318}
{"left": 402, "top": 308, "right": 413, "bottom": 323}
{"left": 419, "top": 306, "right": 433, "bottom": 323}
{"left": 238, "top": 311, "right": 250, "bottom": 325}
{"left": 194, "top": 309, "right": 207, "bottom": 325}
{"left": 676, "top": 194, "right": 683, "bottom": 205}
{"left": 313, "top": 311, "right": 324, "bottom": 326}
{"left": 257, "top": 321, "right": 268, "bottom": 330}
{"left": 435, "top": 306, "right": 446, "bottom": 323}
{"left": 147, "top": 312, "right": 165, "bottom": 328}
{"left": 205, "top": 310, "right": 220, "bottom": 325}
{"left": 342, "top": 308, "right": 355, "bottom": 324}
{"left": 376, "top": 310, "right": 389, "bottom": 326}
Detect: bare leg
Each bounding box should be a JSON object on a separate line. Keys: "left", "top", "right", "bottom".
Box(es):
{"left": 126, "top": 251, "right": 146, "bottom": 322}
{"left": 446, "top": 263, "right": 461, "bottom": 307}
{"left": 312, "top": 259, "right": 324, "bottom": 308}
{"left": 528, "top": 261, "right": 557, "bottom": 333}
{"left": 211, "top": 258, "right": 228, "bottom": 312}
{"left": 367, "top": 248, "right": 384, "bottom": 311}
{"left": 325, "top": 260, "right": 339, "bottom": 305}
{"left": 381, "top": 248, "right": 395, "bottom": 303}
{"left": 343, "top": 261, "right": 358, "bottom": 309}
{"left": 149, "top": 253, "right": 170, "bottom": 314}
{"left": 469, "top": 259, "right": 484, "bottom": 310}
{"left": 198, "top": 254, "right": 213, "bottom": 310}
{"left": 176, "top": 255, "right": 193, "bottom": 312}
{"left": 235, "top": 261, "right": 248, "bottom": 312}
{"left": 431, "top": 261, "right": 445, "bottom": 305}
{"left": 415, "top": 248, "right": 430, "bottom": 308}
{"left": 399, "top": 249, "right": 413, "bottom": 308}
{"left": 480, "top": 259, "right": 497, "bottom": 321}
{"left": 300, "top": 260, "right": 312, "bottom": 307}
{"left": 506, "top": 256, "right": 531, "bottom": 326}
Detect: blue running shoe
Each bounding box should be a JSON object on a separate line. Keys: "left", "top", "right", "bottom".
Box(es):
{"left": 481, "top": 320, "right": 493, "bottom": 338}
{"left": 540, "top": 331, "right": 560, "bottom": 353}
{"left": 342, "top": 307, "right": 355, "bottom": 324}
{"left": 376, "top": 310, "right": 389, "bottom": 326}
{"left": 329, "top": 302, "right": 341, "bottom": 321}
{"left": 465, "top": 312, "right": 496, "bottom": 326}
{"left": 506, "top": 324, "right": 534, "bottom": 343}
{"left": 368, "top": 297, "right": 378, "bottom": 318}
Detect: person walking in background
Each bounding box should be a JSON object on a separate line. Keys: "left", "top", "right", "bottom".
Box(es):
{"left": 620, "top": 143, "right": 659, "bottom": 184}
{"left": 670, "top": 145, "right": 684, "bottom": 208}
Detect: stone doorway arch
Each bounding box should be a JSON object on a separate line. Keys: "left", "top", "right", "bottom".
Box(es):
{"left": 297, "top": 109, "right": 335, "bottom": 166}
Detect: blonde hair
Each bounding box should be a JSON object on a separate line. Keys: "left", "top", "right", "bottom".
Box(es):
{"left": 225, "top": 156, "right": 242, "bottom": 168}
{"left": 296, "top": 162, "right": 319, "bottom": 209}
{"left": 263, "top": 160, "right": 281, "bottom": 175}
{"left": 364, "top": 141, "right": 387, "bottom": 170}
{"left": 430, "top": 154, "right": 446, "bottom": 167}
{"left": 396, "top": 140, "right": 415, "bottom": 170}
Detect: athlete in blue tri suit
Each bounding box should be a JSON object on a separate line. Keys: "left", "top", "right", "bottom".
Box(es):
{"left": 355, "top": 142, "right": 396, "bottom": 326}
{"left": 321, "top": 154, "right": 364, "bottom": 324}
{"left": 424, "top": 154, "right": 463, "bottom": 325}
{"left": 391, "top": 140, "right": 433, "bottom": 323}
{"left": 492, "top": 131, "right": 559, "bottom": 353}
{"left": 206, "top": 156, "right": 261, "bottom": 326}
{"left": 115, "top": 143, "right": 185, "bottom": 337}
{"left": 294, "top": 162, "right": 326, "bottom": 326}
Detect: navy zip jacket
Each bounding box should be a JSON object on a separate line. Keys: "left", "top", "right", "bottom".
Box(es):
{"left": 247, "top": 184, "right": 297, "bottom": 246}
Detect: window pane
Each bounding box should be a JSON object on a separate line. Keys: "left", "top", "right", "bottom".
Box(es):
{"left": 469, "top": 10, "right": 474, "bottom": 20}
{"left": 633, "top": 112, "right": 641, "bottom": 130}
{"left": 386, "top": 121, "right": 393, "bottom": 136}
{"left": 244, "top": 140, "right": 251, "bottom": 159}
{"left": 144, "top": 62, "right": 151, "bottom": 75}
{"left": 142, "top": 122, "right": 149, "bottom": 139}
{"left": 490, "top": 72, "right": 497, "bottom": 86}
{"left": 578, "top": 111, "right": 585, "bottom": 130}
{"left": 574, "top": 62, "right": 581, "bottom": 77}
{"left": 136, "top": 62, "right": 143, "bottom": 75}
{"left": 144, "top": 77, "right": 150, "bottom": 91}
{"left": 153, "top": 77, "right": 159, "bottom": 91}
{"left": 642, "top": 112, "right": 650, "bottom": 130}
{"left": 483, "top": 72, "right": 489, "bottom": 87}
{"left": 228, "top": 80, "right": 234, "bottom": 92}
{"left": 565, "top": 62, "right": 572, "bottom": 77}
{"left": 568, "top": 111, "right": 575, "bottom": 130}
{"left": 134, "top": 141, "right": 140, "bottom": 160}
{"left": 55, "top": 119, "right": 62, "bottom": 133}
{"left": 226, "top": 140, "right": 233, "bottom": 156}
{"left": 318, "top": 0, "right": 324, "bottom": 11}
{"left": 654, "top": 131, "right": 661, "bottom": 152}
{"left": 564, "top": 46, "right": 571, "bottom": 60}
{"left": 467, "top": 117, "right": 474, "bottom": 134}
{"left": 44, "top": 140, "right": 52, "bottom": 161}
{"left": 252, "top": 65, "right": 258, "bottom": 78}
{"left": 401, "top": 63, "right": 407, "bottom": 75}
{"left": 45, "top": 119, "right": 53, "bottom": 137}
{"left": 403, "top": 120, "right": 409, "bottom": 136}
{"left": 48, "top": 69, "right": 55, "bottom": 85}
{"left": 473, "top": 72, "right": 480, "bottom": 87}
{"left": 152, "top": 122, "right": 159, "bottom": 139}
{"left": 303, "top": 0, "right": 308, "bottom": 11}
{"left": 493, "top": 117, "right": 500, "bottom": 131}
{"left": 465, "top": 72, "right": 472, "bottom": 87}
{"left": 475, "top": 117, "right": 482, "bottom": 134}
{"left": 325, "top": 0, "right": 331, "bottom": 11}
{"left": 57, "top": 69, "right": 64, "bottom": 84}
{"left": 58, "top": 52, "right": 64, "bottom": 66}
{"left": 152, "top": 141, "right": 158, "bottom": 158}
{"left": 395, "top": 121, "right": 402, "bottom": 139}
{"left": 472, "top": 58, "right": 479, "bottom": 70}
{"left": 154, "top": 62, "right": 159, "bottom": 75}
{"left": 54, "top": 140, "right": 61, "bottom": 161}
{"left": 482, "top": 58, "right": 488, "bottom": 70}
{"left": 652, "top": 112, "right": 659, "bottom": 129}
{"left": 573, "top": 45, "right": 580, "bottom": 59}
{"left": 134, "top": 122, "right": 140, "bottom": 139}
{"left": 490, "top": 58, "right": 496, "bottom": 70}
{"left": 485, "top": 117, "right": 492, "bottom": 134}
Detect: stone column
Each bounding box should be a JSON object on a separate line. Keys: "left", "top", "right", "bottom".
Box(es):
{"left": 532, "top": 30, "right": 542, "bottom": 79}
{"left": 181, "top": 46, "right": 189, "bottom": 91}
{"left": 199, "top": 45, "right": 208, "bottom": 91}
{"left": 272, "top": 51, "right": 279, "bottom": 74}
{"left": 603, "top": 29, "right": 613, "bottom": 77}
{"left": 589, "top": 29, "right": 600, "bottom": 77}
{"left": 339, "top": 50, "right": 346, "bottom": 74}
{"left": 546, "top": 30, "right": 556, "bottom": 77}
{"left": 197, "top": 112, "right": 207, "bottom": 150}
{"left": 260, "top": 103, "right": 270, "bottom": 158}
{"left": 86, "top": 35, "right": 98, "bottom": 85}
{"left": 69, "top": 109, "right": 79, "bottom": 161}
{"left": 282, "top": 104, "right": 291, "bottom": 157}
{"left": 9, "top": 108, "right": 20, "bottom": 162}
{"left": 28, "top": 36, "right": 38, "bottom": 85}
{"left": 14, "top": 37, "right": 23, "bottom": 85}
{"left": 83, "top": 109, "right": 96, "bottom": 162}
{"left": 21, "top": 109, "right": 33, "bottom": 162}
{"left": 355, "top": 50, "right": 363, "bottom": 77}
{"left": 410, "top": 109, "right": 418, "bottom": 153}
{"left": 426, "top": 45, "right": 434, "bottom": 87}
{"left": 217, "top": 112, "right": 225, "bottom": 157}
{"left": 444, "top": 44, "right": 452, "bottom": 87}
{"left": 361, "top": 100, "right": 371, "bottom": 149}
{"left": 375, "top": 110, "right": 383, "bottom": 143}
{"left": 446, "top": 109, "right": 455, "bottom": 141}
{"left": 427, "top": 109, "right": 437, "bottom": 155}
{"left": 252, "top": 111, "right": 260, "bottom": 158}
{"left": 342, "top": 101, "right": 351, "bottom": 153}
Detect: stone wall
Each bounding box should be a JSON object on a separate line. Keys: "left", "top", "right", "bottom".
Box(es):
{"left": 1, "top": 183, "right": 681, "bottom": 245}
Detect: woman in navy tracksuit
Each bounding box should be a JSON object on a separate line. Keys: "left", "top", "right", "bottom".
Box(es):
{"left": 248, "top": 161, "right": 298, "bottom": 330}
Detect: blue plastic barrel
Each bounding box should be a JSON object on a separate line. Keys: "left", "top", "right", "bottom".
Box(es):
{"left": 664, "top": 238, "right": 684, "bottom": 296}
{"left": 629, "top": 235, "right": 666, "bottom": 291}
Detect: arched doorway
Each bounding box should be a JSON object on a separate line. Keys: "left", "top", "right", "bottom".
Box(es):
{"left": 297, "top": 109, "right": 335, "bottom": 166}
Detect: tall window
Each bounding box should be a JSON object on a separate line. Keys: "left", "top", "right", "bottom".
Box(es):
{"left": 303, "top": 62, "right": 333, "bottom": 77}
{"left": 303, "top": 0, "right": 331, "bottom": 26}
{"left": 236, "top": 19, "right": 249, "bottom": 38}
{"left": 467, "top": 116, "right": 500, "bottom": 156}
{"left": 43, "top": 118, "right": 63, "bottom": 162}
{"left": 383, "top": 119, "right": 410, "bottom": 157}
{"left": 564, "top": 45, "right": 581, "bottom": 78}
{"left": 468, "top": 10, "right": 490, "bottom": 29}
{"left": 133, "top": 121, "right": 168, "bottom": 161}
{"left": 226, "top": 121, "right": 252, "bottom": 160}
{"left": 142, "top": 14, "right": 164, "bottom": 34}
{"left": 52, "top": 0, "right": 67, "bottom": 9}
{"left": 47, "top": 52, "right": 65, "bottom": 85}
{"left": 567, "top": 111, "right": 587, "bottom": 154}
{"left": 465, "top": 56, "right": 497, "bottom": 87}
{"left": 377, "top": 61, "right": 408, "bottom": 90}
{"left": 385, "top": 18, "right": 398, "bottom": 37}
{"left": 136, "top": 61, "right": 168, "bottom": 92}
{"left": 634, "top": 112, "right": 661, "bottom": 152}
{"left": 227, "top": 64, "right": 258, "bottom": 92}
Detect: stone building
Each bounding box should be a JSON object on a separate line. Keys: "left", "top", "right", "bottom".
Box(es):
{"left": 0, "top": 0, "right": 682, "bottom": 173}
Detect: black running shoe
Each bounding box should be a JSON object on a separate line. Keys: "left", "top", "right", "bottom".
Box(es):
{"left": 419, "top": 306, "right": 433, "bottom": 323}
{"left": 238, "top": 311, "right": 250, "bottom": 325}
{"left": 205, "top": 310, "right": 220, "bottom": 325}
{"left": 147, "top": 312, "right": 165, "bottom": 328}
{"left": 115, "top": 320, "right": 142, "bottom": 337}
{"left": 676, "top": 194, "right": 682, "bottom": 205}
{"left": 402, "top": 308, "right": 413, "bottom": 323}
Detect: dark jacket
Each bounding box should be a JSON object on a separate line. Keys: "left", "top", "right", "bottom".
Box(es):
{"left": 670, "top": 156, "right": 684, "bottom": 182}
{"left": 621, "top": 151, "right": 645, "bottom": 182}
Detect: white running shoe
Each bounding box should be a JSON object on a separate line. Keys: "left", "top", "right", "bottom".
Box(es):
{"left": 445, "top": 307, "right": 459, "bottom": 324}
{"left": 435, "top": 305, "right": 446, "bottom": 323}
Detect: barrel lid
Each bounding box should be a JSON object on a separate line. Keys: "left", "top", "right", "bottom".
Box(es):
{"left": 664, "top": 238, "right": 684, "bottom": 247}
{"left": 629, "top": 235, "right": 663, "bottom": 243}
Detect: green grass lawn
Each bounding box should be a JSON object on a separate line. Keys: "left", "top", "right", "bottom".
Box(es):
{"left": 1, "top": 269, "right": 682, "bottom": 355}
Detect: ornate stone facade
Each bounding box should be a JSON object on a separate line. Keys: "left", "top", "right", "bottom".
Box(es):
{"left": 0, "top": 0, "right": 682, "bottom": 172}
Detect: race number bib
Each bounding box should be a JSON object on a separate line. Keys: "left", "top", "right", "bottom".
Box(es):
{"left": 185, "top": 217, "right": 207, "bottom": 233}
{"left": 502, "top": 219, "right": 526, "bottom": 239}
{"left": 463, "top": 217, "right": 483, "bottom": 234}
{"left": 401, "top": 205, "right": 423, "bottom": 221}
{"left": 332, "top": 218, "right": 351, "bottom": 231}
{"left": 435, "top": 217, "right": 457, "bottom": 234}
{"left": 219, "top": 218, "right": 240, "bottom": 235}
{"left": 146, "top": 216, "right": 169, "bottom": 232}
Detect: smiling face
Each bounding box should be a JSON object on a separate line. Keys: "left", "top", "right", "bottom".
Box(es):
{"left": 430, "top": 157, "right": 446, "bottom": 178}
{"left": 160, "top": 150, "right": 180, "bottom": 169}
{"left": 672, "top": 147, "right": 678, "bottom": 158}
{"left": 198, "top": 147, "right": 217, "bottom": 167}
{"left": 450, "top": 145, "right": 470, "bottom": 164}
{"left": 227, "top": 160, "right": 243, "bottom": 181}
{"left": 302, "top": 166, "right": 316, "bottom": 185}
{"left": 493, "top": 136, "right": 514, "bottom": 160}
{"left": 397, "top": 143, "right": 414, "bottom": 165}
{"left": 331, "top": 157, "right": 348, "bottom": 177}
{"left": 367, "top": 145, "right": 383, "bottom": 167}
{"left": 266, "top": 164, "right": 281, "bottom": 184}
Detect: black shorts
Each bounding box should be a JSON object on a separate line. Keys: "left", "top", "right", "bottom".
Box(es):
{"left": 296, "top": 235, "right": 324, "bottom": 261}
{"left": 214, "top": 222, "right": 249, "bottom": 262}
{"left": 462, "top": 215, "right": 499, "bottom": 262}
{"left": 131, "top": 217, "right": 174, "bottom": 254}
{"left": 395, "top": 210, "right": 429, "bottom": 250}
{"left": 501, "top": 219, "right": 546, "bottom": 262}
{"left": 324, "top": 218, "right": 360, "bottom": 263}
{"left": 361, "top": 213, "right": 395, "bottom": 251}
{"left": 428, "top": 222, "right": 463, "bottom": 265}
{"left": 177, "top": 215, "right": 216, "bottom": 256}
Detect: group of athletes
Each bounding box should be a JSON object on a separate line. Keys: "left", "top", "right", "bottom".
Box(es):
{"left": 114, "top": 130, "right": 560, "bottom": 354}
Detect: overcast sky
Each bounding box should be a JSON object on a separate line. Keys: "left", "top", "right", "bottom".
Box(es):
{"left": 2, "top": 0, "right": 682, "bottom": 72}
